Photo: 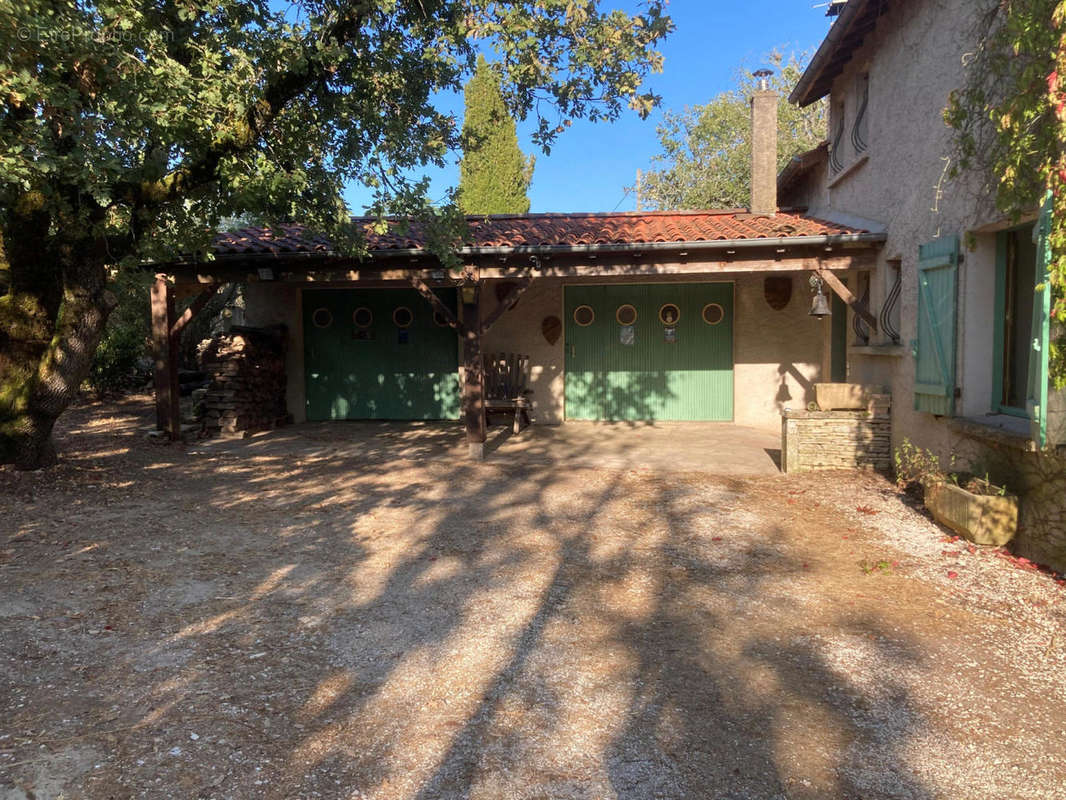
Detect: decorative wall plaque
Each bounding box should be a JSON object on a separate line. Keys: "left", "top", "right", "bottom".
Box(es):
{"left": 496, "top": 281, "right": 521, "bottom": 309}
{"left": 542, "top": 315, "right": 562, "bottom": 344}
{"left": 764, "top": 276, "right": 793, "bottom": 310}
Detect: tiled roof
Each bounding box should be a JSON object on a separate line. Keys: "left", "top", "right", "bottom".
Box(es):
{"left": 213, "top": 210, "right": 870, "bottom": 257}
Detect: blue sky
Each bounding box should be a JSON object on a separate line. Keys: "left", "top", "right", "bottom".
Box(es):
{"left": 342, "top": 2, "right": 836, "bottom": 215}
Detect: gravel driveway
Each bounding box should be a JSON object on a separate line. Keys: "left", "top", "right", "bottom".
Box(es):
{"left": 2, "top": 396, "right": 1065, "bottom": 799}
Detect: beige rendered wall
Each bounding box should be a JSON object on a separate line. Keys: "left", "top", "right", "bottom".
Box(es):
{"left": 481, "top": 278, "right": 565, "bottom": 424}
{"left": 242, "top": 283, "right": 306, "bottom": 423}
{"left": 733, "top": 273, "right": 825, "bottom": 431}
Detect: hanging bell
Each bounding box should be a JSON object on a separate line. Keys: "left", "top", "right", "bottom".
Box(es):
{"left": 809, "top": 287, "right": 832, "bottom": 318}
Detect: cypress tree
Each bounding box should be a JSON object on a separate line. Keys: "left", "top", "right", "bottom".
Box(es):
{"left": 458, "top": 56, "right": 534, "bottom": 215}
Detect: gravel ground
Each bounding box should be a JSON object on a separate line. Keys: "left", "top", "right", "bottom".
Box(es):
{"left": 1, "top": 395, "right": 1065, "bottom": 800}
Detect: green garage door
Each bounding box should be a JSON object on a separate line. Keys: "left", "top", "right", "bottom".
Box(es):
{"left": 303, "top": 288, "right": 460, "bottom": 421}
{"left": 565, "top": 283, "right": 734, "bottom": 421}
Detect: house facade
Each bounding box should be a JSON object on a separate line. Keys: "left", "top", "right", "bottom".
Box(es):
{"left": 165, "top": 209, "right": 879, "bottom": 438}
{"left": 150, "top": 79, "right": 885, "bottom": 454}
{"left": 781, "top": 0, "right": 1066, "bottom": 570}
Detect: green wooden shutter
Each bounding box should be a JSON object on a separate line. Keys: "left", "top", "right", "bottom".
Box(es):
{"left": 914, "top": 236, "right": 959, "bottom": 416}
{"left": 1026, "top": 192, "right": 1053, "bottom": 447}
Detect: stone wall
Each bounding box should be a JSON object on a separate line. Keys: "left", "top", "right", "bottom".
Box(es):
{"left": 1008, "top": 453, "right": 1066, "bottom": 574}
{"left": 951, "top": 427, "right": 1066, "bottom": 574}
{"left": 198, "top": 325, "right": 288, "bottom": 436}
{"left": 782, "top": 394, "right": 892, "bottom": 473}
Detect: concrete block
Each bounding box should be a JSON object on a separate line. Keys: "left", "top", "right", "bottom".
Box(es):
{"left": 924, "top": 482, "right": 1018, "bottom": 547}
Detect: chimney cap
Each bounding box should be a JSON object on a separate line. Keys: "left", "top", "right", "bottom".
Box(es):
{"left": 753, "top": 69, "right": 774, "bottom": 91}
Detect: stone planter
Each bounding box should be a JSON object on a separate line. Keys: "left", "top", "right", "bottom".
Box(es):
{"left": 815, "top": 383, "right": 877, "bottom": 411}
{"left": 924, "top": 481, "right": 1019, "bottom": 546}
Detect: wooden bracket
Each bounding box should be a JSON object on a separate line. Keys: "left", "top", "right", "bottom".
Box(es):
{"left": 816, "top": 268, "right": 878, "bottom": 332}
{"left": 408, "top": 276, "right": 462, "bottom": 332}
{"left": 171, "top": 283, "right": 222, "bottom": 338}
{"left": 480, "top": 278, "right": 533, "bottom": 334}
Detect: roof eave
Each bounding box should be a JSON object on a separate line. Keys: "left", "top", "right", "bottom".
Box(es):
{"left": 789, "top": 0, "right": 872, "bottom": 108}
{"left": 373, "top": 231, "right": 885, "bottom": 258}
{"left": 176, "top": 231, "right": 886, "bottom": 267}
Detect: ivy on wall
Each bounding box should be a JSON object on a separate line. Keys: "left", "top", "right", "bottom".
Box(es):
{"left": 945, "top": 0, "right": 1066, "bottom": 384}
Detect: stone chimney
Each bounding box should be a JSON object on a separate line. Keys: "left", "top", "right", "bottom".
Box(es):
{"left": 750, "top": 70, "right": 778, "bottom": 216}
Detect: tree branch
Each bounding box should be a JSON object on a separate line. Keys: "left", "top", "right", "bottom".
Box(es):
{"left": 120, "top": 4, "right": 370, "bottom": 208}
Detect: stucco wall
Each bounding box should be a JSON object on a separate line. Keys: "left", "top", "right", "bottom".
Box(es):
{"left": 733, "top": 273, "right": 826, "bottom": 430}
{"left": 799, "top": 0, "right": 1007, "bottom": 461}
{"left": 481, "top": 278, "right": 565, "bottom": 424}
{"left": 242, "top": 283, "right": 306, "bottom": 423}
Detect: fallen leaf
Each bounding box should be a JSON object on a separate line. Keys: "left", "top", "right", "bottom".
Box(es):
{"left": 947, "top": 571, "right": 959, "bottom": 579}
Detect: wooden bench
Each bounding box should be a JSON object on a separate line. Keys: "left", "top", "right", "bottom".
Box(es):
{"left": 484, "top": 352, "right": 533, "bottom": 434}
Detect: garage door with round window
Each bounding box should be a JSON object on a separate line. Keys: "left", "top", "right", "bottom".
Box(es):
{"left": 564, "top": 283, "right": 734, "bottom": 421}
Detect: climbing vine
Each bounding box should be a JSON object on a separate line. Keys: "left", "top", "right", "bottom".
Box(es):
{"left": 945, "top": 0, "right": 1066, "bottom": 383}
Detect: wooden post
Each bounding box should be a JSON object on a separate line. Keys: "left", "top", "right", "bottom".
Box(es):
{"left": 461, "top": 282, "right": 486, "bottom": 459}
{"left": 151, "top": 275, "right": 181, "bottom": 439}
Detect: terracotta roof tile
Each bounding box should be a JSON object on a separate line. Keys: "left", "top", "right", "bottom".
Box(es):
{"left": 213, "top": 210, "right": 868, "bottom": 257}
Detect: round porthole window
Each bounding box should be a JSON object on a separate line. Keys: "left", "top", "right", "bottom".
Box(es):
{"left": 312, "top": 308, "right": 333, "bottom": 329}
{"left": 573, "top": 305, "right": 595, "bottom": 327}
{"left": 659, "top": 303, "right": 681, "bottom": 326}
{"left": 393, "top": 306, "right": 414, "bottom": 328}
{"left": 702, "top": 302, "right": 725, "bottom": 326}
{"left": 615, "top": 303, "right": 638, "bottom": 326}
{"left": 353, "top": 307, "right": 373, "bottom": 329}
{"left": 432, "top": 310, "right": 451, "bottom": 327}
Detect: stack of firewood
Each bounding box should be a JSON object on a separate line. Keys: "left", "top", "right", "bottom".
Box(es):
{"left": 198, "top": 325, "right": 287, "bottom": 436}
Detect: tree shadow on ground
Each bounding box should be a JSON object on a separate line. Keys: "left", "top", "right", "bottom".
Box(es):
{"left": 1, "top": 397, "right": 939, "bottom": 799}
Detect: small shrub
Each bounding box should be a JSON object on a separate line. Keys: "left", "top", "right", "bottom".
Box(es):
{"left": 894, "top": 437, "right": 950, "bottom": 492}
{"left": 88, "top": 270, "right": 151, "bottom": 393}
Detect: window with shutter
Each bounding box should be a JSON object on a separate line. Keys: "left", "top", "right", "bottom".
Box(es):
{"left": 1026, "top": 192, "right": 1053, "bottom": 447}
{"left": 914, "top": 236, "right": 959, "bottom": 416}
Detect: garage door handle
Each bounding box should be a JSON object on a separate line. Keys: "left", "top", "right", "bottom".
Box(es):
{"left": 570, "top": 344, "right": 575, "bottom": 357}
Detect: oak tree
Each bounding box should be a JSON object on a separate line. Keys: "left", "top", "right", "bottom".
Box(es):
{"left": 0, "top": 0, "right": 670, "bottom": 468}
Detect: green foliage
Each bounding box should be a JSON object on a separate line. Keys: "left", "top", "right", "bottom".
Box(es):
{"left": 0, "top": 232, "right": 7, "bottom": 294}
{"left": 945, "top": 1, "right": 1066, "bottom": 384}
{"left": 459, "top": 56, "right": 534, "bottom": 215}
{"left": 87, "top": 270, "right": 150, "bottom": 393}
{"left": 639, "top": 51, "right": 826, "bottom": 210}
{"left": 0, "top": 0, "right": 671, "bottom": 266}
{"left": 858, "top": 559, "right": 894, "bottom": 575}
{"left": 894, "top": 437, "right": 951, "bottom": 490}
